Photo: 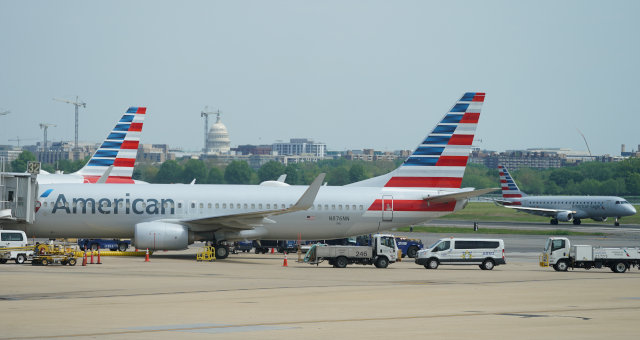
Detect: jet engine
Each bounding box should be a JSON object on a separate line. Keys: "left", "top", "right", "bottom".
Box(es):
{"left": 134, "top": 222, "right": 193, "bottom": 250}
{"left": 556, "top": 211, "right": 573, "bottom": 222}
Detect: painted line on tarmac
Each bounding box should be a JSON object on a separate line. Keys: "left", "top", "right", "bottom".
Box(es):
{"left": 2, "top": 305, "right": 640, "bottom": 340}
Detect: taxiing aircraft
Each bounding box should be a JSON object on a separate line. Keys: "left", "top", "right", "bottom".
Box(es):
{"left": 16, "top": 93, "right": 492, "bottom": 259}
{"left": 496, "top": 165, "right": 636, "bottom": 226}
{"left": 37, "top": 107, "right": 147, "bottom": 184}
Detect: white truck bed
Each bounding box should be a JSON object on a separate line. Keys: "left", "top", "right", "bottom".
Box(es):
{"left": 570, "top": 245, "right": 640, "bottom": 261}
{"left": 314, "top": 246, "right": 373, "bottom": 259}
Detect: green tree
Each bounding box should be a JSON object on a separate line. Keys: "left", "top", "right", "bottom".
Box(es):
{"left": 207, "top": 167, "right": 224, "bottom": 184}
{"left": 183, "top": 159, "right": 207, "bottom": 184}
{"left": 10, "top": 151, "right": 36, "bottom": 172}
{"left": 155, "top": 160, "right": 183, "bottom": 183}
{"left": 327, "top": 167, "right": 350, "bottom": 186}
{"left": 284, "top": 163, "right": 301, "bottom": 184}
{"left": 348, "top": 162, "right": 367, "bottom": 183}
{"left": 224, "top": 160, "right": 253, "bottom": 184}
{"left": 258, "top": 161, "right": 286, "bottom": 182}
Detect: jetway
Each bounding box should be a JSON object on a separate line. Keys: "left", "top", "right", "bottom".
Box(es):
{"left": 0, "top": 172, "right": 38, "bottom": 224}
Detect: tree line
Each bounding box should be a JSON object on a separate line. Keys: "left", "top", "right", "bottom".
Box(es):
{"left": 8, "top": 150, "right": 640, "bottom": 195}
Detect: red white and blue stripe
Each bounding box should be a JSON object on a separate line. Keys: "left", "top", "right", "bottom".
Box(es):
{"left": 498, "top": 165, "right": 526, "bottom": 200}
{"left": 76, "top": 107, "right": 146, "bottom": 183}
{"left": 384, "top": 92, "right": 484, "bottom": 188}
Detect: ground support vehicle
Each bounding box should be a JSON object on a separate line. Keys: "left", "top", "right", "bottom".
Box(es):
{"left": 415, "top": 238, "right": 506, "bottom": 270}
{"left": 234, "top": 241, "right": 253, "bottom": 253}
{"left": 305, "top": 234, "right": 398, "bottom": 268}
{"left": 0, "top": 246, "right": 34, "bottom": 264}
{"left": 540, "top": 237, "right": 640, "bottom": 273}
{"left": 78, "top": 239, "right": 130, "bottom": 252}
{"left": 253, "top": 240, "right": 298, "bottom": 254}
{"left": 395, "top": 237, "right": 424, "bottom": 258}
{"left": 31, "top": 244, "right": 77, "bottom": 266}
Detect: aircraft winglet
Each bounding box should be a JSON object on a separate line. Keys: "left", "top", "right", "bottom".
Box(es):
{"left": 292, "top": 173, "right": 325, "bottom": 211}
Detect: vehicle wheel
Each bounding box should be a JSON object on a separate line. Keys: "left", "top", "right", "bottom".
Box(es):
{"left": 407, "top": 246, "right": 418, "bottom": 258}
{"left": 41, "top": 259, "right": 49, "bottom": 266}
{"left": 482, "top": 259, "right": 495, "bottom": 270}
{"left": 15, "top": 254, "right": 27, "bottom": 264}
{"left": 479, "top": 264, "right": 485, "bottom": 270}
{"left": 335, "top": 256, "right": 348, "bottom": 268}
{"left": 426, "top": 258, "right": 439, "bottom": 269}
{"left": 215, "top": 245, "right": 229, "bottom": 259}
{"left": 118, "top": 243, "right": 128, "bottom": 252}
{"left": 0, "top": 259, "right": 7, "bottom": 264}
{"left": 572, "top": 218, "right": 581, "bottom": 225}
{"left": 68, "top": 258, "right": 77, "bottom": 266}
{"left": 613, "top": 262, "right": 627, "bottom": 273}
{"left": 375, "top": 256, "right": 389, "bottom": 269}
{"left": 554, "top": 260, "right": 569, "bottom": 272}
{"left": 90, "top": 243, "right": 99, "bottom": 251}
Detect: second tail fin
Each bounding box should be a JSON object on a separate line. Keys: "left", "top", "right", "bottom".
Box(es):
{"left": 498, "top": 165, "right": 526, "bottom": 198}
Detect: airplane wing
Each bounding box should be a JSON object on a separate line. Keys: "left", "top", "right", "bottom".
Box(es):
{"left": 182, "top": 173, "right": 325, "bottom": 231}
{"left": 502, "top": 205, "right": 576, "bottom": 217}
{"left": 423, "top": 188, "right": 499, "bottom": 204}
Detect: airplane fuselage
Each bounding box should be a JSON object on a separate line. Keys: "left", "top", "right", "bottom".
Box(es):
{"left": 508, "top": 195, "right": 636, "bottom": 219}
{"left": 25, "top": 183, "right": 466, "bottom": 240}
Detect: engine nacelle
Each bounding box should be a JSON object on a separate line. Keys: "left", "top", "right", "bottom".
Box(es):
{"left": 134, "top": 222, "right": 192, "bottom": 250}
{"left": 556, "top": 211, "right": 573, "bottom": 222}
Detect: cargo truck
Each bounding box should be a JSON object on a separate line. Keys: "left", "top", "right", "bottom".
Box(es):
{"left": 540, "top": 237, "right": 640, "bottom": 273}
{"left": 305, "top": 234, "right": 398, "bottom": 268}
{"left": 0, "top": 230, "right": 33, "bottom": 264}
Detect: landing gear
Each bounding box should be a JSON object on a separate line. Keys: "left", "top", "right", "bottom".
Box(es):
{"left": 550, "top": 218, "right": 559, "bottom": 225}
{"left": 572, "top": 218, "right": 581, "bottom": 225}
{"left": 215, "top": 243, "right": 229, "bottom": 259}
{"left": 615, "top": 217, "right": 620, "bottom": 227}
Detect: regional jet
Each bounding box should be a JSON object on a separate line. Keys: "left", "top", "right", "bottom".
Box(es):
{"left": 496, "top": 165, "right": 636, "bottom": 226}
{"left": 37, "top": 107, "right": 147, "bottom": 184}
{"left": 16, "top": 93, "right": 494, "bottom": 259}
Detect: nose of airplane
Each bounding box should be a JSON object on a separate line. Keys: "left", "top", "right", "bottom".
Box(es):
{"left": 629, "top": 204, "right": 637, "bottom": 215}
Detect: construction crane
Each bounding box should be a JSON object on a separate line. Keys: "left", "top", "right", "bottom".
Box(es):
{"left": 0, "top": 110, "right": 10, "bottom": 116}
{"left": 39, "top": 123, "right": 56, "bottom": 151}
{"left": 8, "top": 137, "right": 37, "bottom": 148}
{"left": 200, "top": 106, "right": 220, "bottom": 153}
{"left": 53, "top": 96, "right": 86, "bottom": 150}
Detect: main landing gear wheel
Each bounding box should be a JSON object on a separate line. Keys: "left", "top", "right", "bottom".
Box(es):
{"left": 215, "top": 245, "right": 229, "bottom": 259}
{"left": 572, "top": 218, "right": 581, "bottom": 225}
{"left": 550, "top": 219, "right": 559, "bottom": 225}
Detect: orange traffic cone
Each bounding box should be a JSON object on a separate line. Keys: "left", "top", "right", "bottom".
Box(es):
{"left": 271, "top": 247, "right": 275, "bottom": 254}
{"left": 283, "top": 251, "right": 288, "bottom": 267}
{"left": 145, "top": 248, "right": 150, "bottom": 262}
{"left": 97, "top": 246, "right": 102, "bottom": 265}
{"left": 82, "top": 251, "right": 87, "bottom": 266}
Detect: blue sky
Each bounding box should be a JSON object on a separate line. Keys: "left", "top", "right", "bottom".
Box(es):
{"left": 1, "top": 1, "right": 638, "bottom": 155}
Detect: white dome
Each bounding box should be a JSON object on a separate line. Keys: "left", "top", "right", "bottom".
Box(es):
{"left": 206, "top": 114, "right": 230, "bottom": 154}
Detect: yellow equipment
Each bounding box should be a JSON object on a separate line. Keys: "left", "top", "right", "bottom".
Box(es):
{"left": 196, "top": 246, "right": 216, "bottom": 262}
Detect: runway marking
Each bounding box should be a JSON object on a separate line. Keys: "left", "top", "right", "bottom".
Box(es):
{"left": 2, "top": 305, "right": 639, "bottom": 339}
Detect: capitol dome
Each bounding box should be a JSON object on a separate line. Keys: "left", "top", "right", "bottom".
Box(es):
{"left": 206, "top": 113, "right": 231, "bottom": 154}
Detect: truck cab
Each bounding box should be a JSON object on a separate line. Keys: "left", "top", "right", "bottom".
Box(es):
{"left": 540, "top": 237, "right": 570, "bottom": 271}
{"left": 375, "top": 234, "right": 399, "bottom": 264}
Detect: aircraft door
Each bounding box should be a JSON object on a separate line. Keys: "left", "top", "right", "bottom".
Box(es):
{"left": 382, "top": 195, "right": 393, "bottom": 222}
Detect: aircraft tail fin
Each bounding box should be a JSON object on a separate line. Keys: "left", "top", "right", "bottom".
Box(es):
{"left": 74, "top": 107, "right": 146, "bottom": 183}
{"left": 347, "top": 92, "right": 484, "bottom": 188}
{"left": 498, "top": 165, "right": 526, "bottom": 198}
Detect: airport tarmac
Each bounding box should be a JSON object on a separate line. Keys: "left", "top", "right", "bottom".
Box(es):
{"left": 2, "top": 231, "right": 640, "bottom": 340}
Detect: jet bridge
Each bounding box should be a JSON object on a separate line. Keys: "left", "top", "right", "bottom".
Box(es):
{"left": 0, "top": 172, "right": 38, "bottom": 225}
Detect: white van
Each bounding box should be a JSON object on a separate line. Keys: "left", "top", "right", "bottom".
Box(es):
{"left": 0, "top": 230, "right": 32, "bottom": 264}
{"left": 415, "top": 238, "right": 506, "bottom": 270}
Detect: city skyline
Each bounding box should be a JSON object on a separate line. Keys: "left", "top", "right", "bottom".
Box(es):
{"left": 1, "top": 1, "right": 639, "bottom": 156}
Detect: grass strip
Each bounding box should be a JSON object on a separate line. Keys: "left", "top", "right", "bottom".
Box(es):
{"left": 397, "top": 226, "right": 607, "bottom": 236}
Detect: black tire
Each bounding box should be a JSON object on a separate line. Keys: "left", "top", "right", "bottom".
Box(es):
{"left": 615, "top": 221, "right": 620, "bottom": 227}
{"left": 0, "top": 259, "right": 7, "bottom": 264}
{"left": 554, "top": 260, "right": 569, "bottom": 272}
{"left": 68, "top": 258, "right": 77, "bottom": 266}
{"left": 612, "top": 261, "right": 627, "bottom": 273}
{"left": 572, "top": 218, "right": 581, "bottom": 225}
{"left": 550, "top": 219, "right": 558, "bottom": 225}
{"left": 479, "top": 264, "right": 485, "bottom": 270}
{"left": 482, "top": 259, "right": 495, "bottom": 270}
{"left": 90, "top": 243, "right": 99, "bottom": 251}
{"left": 426, "top": 258, "right": 439, "bottom": 270}
{"left": 407, "top": 246, "right": 419, "bottom": 258}
{"left": 118, "top": 243, "right": 128, "bottom": 252}
{"left": 215, "top": 245, "right": 229, "bottom": 259}
{"left": 41, "top": 258, "right": 49, "bottom": 266}
{"left": 15, "top": 254, "right": 27, "bottom": 264}
{"left": 335, "top": 256, "right": 348, "bottom": 268}
{"left": 375, "top": 256, "right": 389, "bottom": 269}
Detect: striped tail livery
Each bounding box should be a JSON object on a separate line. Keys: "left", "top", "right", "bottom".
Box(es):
{"left": 498, "top": 165, "right": 526, "bottom": 199}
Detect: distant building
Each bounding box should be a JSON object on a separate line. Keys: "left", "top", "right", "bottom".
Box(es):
{"left": 205, "top": 112, "right": 231, "bottom": 155}
{"left": 343, "top": 149, "right": 410, "bottom": 162}
{"left": 137, "top": 144, "right": 175, "bottom": 163}
{"left": 272, "top": 138, "right": 326, "bottom": 158}
{"left": 233, "top": 144, "right": 274, "bottom": 156}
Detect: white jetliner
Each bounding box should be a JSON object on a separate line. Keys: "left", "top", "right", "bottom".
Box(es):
{"left": 17, "top": 93, "right": 493, "bottom": 259}
{"left": 37, "top": 107, "right": 147, "bottom": 184}
{"left": 496, "top": 165, "right": 636, "bottom": 226}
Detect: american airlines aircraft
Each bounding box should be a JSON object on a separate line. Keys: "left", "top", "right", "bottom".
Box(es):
{"left": 496, "top": 165, "right": 636, "bottom": 226}
{"left": 37, "top": 107, "right": 146, "bottom": 184}
{"left": 15, "top": 93, "right": 493, "bottom": 259}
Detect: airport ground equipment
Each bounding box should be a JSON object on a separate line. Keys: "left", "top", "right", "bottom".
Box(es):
{"left": 305, "top": 234, "right": 398, "bottom": 268}
{"left": 196, "top": 245, "right": 216, "bottom": 262}
{"left": 415, "top": 238, "right": 506, "bottom": 270}
{"left": 0, "top": 230, "right": 33, "bottom": 263}
{"left": 31, "top": 244, "right": 77, "bottom": 266}
{"left": 394, "top": 237, "right": 424, "bottom": 258}
{"left": 540, "top": 237, "right": 640, "bottom": 273}
{"left": 77, "top": 238, "right": 130, "bottom": 252}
